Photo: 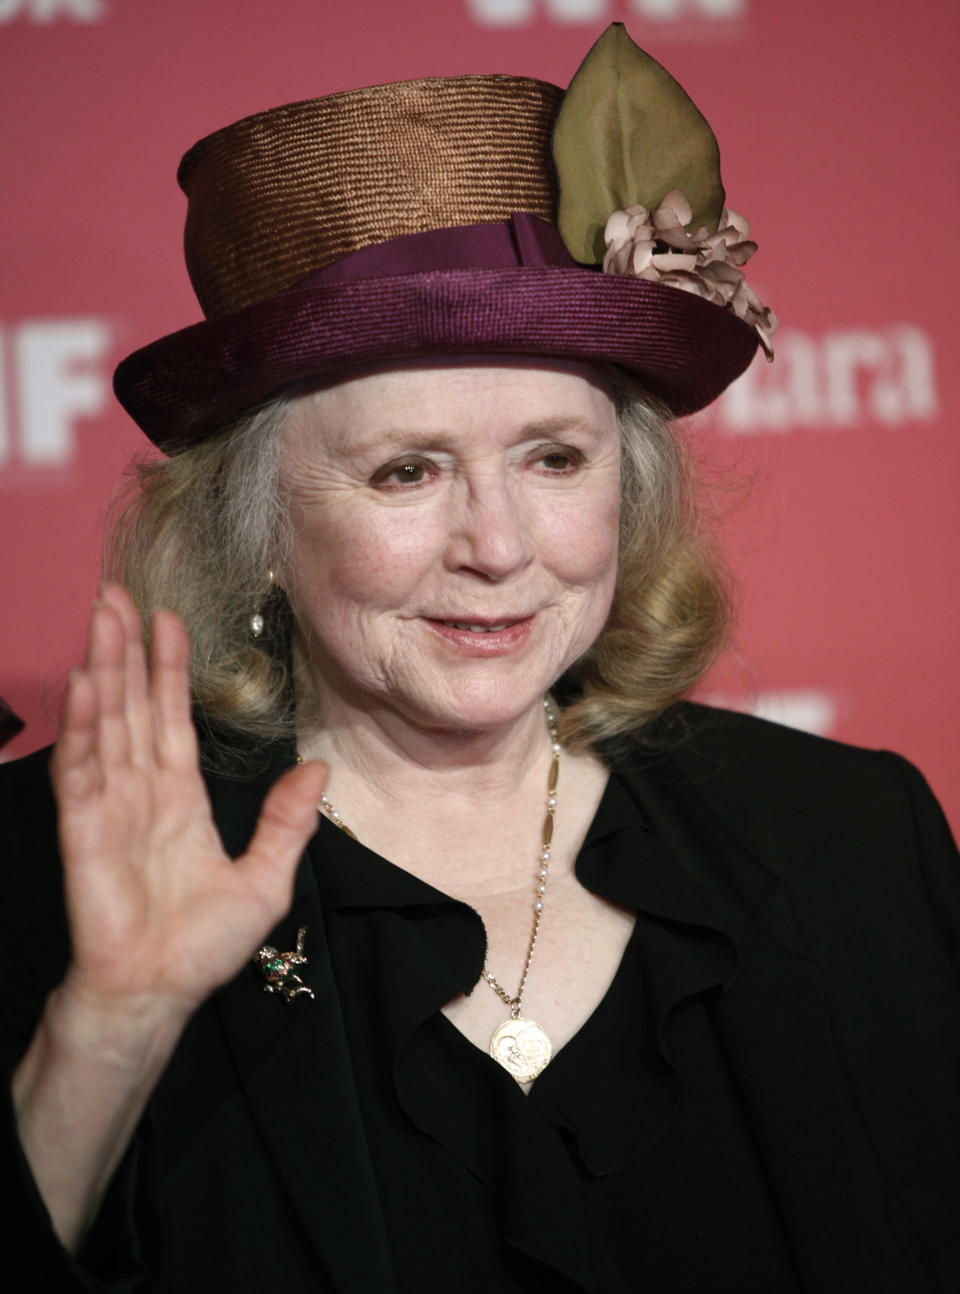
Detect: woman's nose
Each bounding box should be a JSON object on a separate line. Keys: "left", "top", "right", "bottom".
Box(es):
{"left": 443, "top": 477, "right": 534, "bottom": 581}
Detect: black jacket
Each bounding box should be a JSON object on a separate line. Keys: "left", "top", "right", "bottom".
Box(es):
{"left": 2, "top": 706, "right": 959, "bottom": 1292}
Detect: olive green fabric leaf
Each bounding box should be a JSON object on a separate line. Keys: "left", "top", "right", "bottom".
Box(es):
{"left": 554, "top": 23, "right": 725, "bottom": 265}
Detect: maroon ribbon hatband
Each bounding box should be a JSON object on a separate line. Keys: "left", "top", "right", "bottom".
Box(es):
{"left": 289, "top": 213, "right": 583, "bottom": 294}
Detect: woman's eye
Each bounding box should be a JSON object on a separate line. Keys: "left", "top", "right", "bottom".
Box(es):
{"left": 375, "top": 460, "right": 431, "bottom": 488}
{"left": 536, "top": 450, "right": 581, "bottom": 473}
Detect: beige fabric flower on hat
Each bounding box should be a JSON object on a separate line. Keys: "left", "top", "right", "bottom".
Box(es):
{"left": 603, "top": 190, "right": 777, "bottom": 359}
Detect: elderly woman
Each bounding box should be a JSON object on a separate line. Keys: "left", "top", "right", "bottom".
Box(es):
{"left": 3, "top": 24, "right": 959, "bottom": 1294}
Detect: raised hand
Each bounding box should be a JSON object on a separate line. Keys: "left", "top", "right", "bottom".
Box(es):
{"left": 14, "top": 585, "right": 326, "bottom": 1250}
{"left": 50, "top": 583, "right": 327, "bottom": 1024}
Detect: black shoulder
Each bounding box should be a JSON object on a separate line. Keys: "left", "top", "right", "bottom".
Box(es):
{"left": 0, "top": 745, "right": 64, "bottom": 915}
{"left": 0, "top": 745, "right": 58, "bottom": 854}
{"left": 0, "top": 743, "right": 54, "bottom": 791}
{"left": 663, "top": 701, "right": 893, "bottom": 784}
{"left": 0, "top": 747, "right": 71, "bottom": 1034}
{"left": 640, "top": 702, "right": 957, "bottom": 874}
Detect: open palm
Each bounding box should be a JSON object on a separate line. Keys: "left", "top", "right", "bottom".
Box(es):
{"left": 51, "top": 585, "right": 326, "bottom": 1021}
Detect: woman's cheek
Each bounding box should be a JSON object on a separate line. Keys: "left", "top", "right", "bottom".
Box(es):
{"left": 322, "top": 511, "right": 439, "bottom": 603}
{"left": 547, "top": 493, "right": 620, "bottom": 585}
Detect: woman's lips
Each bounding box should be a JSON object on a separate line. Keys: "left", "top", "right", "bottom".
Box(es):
{"left": 422, "top": 615, "right": 534, "bottom": 654}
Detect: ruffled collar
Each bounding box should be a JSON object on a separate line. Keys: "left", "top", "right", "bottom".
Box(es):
{"left": 304, "top": 749, "right": 768, "bottom": 1289}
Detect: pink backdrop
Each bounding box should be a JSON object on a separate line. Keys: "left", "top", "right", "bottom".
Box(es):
{"left": 2, "top": 0, "right": 958, "bottom": 832}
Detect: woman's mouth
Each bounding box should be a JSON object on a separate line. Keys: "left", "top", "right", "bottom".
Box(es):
{"left": 423, "top": 616, "right": 534, "bottom": 653}
{"left": 442, "top": 621, "right": 514, "bottom": 633}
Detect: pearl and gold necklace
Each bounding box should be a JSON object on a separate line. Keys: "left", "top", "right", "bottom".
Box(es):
{"left": 308, "top": 698, "right": 560, "bottom": 1084}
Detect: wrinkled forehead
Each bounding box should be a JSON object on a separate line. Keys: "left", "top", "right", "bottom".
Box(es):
{"left": 280, "top": 355, "right": 620, "bottom": 455}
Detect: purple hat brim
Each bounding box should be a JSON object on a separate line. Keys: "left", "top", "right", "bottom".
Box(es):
{"left": 114, "top": 266, "right": 758, "bottom": 453}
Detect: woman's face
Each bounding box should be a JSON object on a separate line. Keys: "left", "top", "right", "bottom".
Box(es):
{"left": 278, "top": 359, "right": 621, "bottom": 735}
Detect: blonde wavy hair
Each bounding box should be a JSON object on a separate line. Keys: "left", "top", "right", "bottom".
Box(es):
{"left": 105, "top": 370, "right": 730, "bottom": 763}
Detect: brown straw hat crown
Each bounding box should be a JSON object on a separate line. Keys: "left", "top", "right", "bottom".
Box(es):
{"left": 179, "top": 76, "right": 564, "bottom": 319}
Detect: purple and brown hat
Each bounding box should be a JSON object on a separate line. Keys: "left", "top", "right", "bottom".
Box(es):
{"left": 113, "top": 24, "right": 775, "bottom": 454}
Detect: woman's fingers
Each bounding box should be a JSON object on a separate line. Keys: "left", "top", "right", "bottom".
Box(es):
{"left": 91, "top": 588, "right": 197, "bottom": 774}
{"left": 56, "top": 588, "right": 198, "bottom": 796}
{"left": 149, "top": 609, "right": 199, "bottom": 771}
{"left": 51, "top": 669, "right": 100, "bottom": 802}
{"left": 84, "top": 601, "right": 130, "bottom": 771}
{"left": 99, "top": 584, "right": 151, "bottom": 766}
{"left": 236, "top": 761, "right": 327, "bottom": 914}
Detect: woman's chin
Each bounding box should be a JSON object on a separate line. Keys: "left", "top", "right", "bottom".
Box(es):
{"left": 386, "top": 678, "right": 558, "bottom": 738}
